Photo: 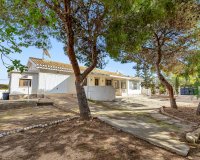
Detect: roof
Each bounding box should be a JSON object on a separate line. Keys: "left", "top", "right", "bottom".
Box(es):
{"left": 29, "top": 57, "right": 141, "bottom": 80}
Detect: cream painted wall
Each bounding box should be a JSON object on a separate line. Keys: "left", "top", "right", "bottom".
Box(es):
{"left": 87, "top": 75, "right": 142, "bottom": 96}
{"left": 87, "top": 75, "right": 114, "bottom": 86}
{"left": 87, "top": 76, "right": 107, "bottom": 86}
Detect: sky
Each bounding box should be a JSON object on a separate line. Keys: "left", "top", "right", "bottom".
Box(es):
{"left": 0, "top": 39, "right": 136, "bottom": 84}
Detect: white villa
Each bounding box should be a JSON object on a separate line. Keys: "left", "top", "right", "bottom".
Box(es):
{"left": 8, "top": 57, "right": 142, "bottom": 101}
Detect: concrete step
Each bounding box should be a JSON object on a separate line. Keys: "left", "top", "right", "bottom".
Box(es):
{"left": 37, "top": 99, "right": 54, "bottom": 106}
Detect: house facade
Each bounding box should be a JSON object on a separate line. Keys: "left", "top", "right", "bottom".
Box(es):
{"left": 9, "top": 57, "right": 142, "bottom": 100}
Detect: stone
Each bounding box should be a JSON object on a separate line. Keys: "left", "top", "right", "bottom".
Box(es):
{"left": 193, "top": 128, "right": 200, "bottom": 137}
{"left": 23, "top": 128, "right": 27, "bottom": 131}
{"left": 16, "top": 128, "right": 23, "bottom": 132}
{"left": 6, "top": 132, "right": 10, "bottom": 135}
{"left": 2, "top": 132, "right": 7, "bottom": 136}
{"left": 186, "top": 133, "right": 197, "bottom": 144}
{"left": 186, "top": 128, "right": 200, "bottom": 144}
{"left": 0, "top": 134, "right": 4, "bottom": 137}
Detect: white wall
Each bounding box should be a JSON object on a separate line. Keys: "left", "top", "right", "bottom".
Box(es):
{"left": 127, "top": 80, "right": 142, "bottom": 95}
{"left": 9, "top": 73, "right": 38, "bottom": 95}
{"left": 38, "top": 72, "right": 76, "bottom": 94}
{"left": 142, "top": 88, "right": 151, "bottom": 96}
{"left": 84, "top": 86, "right": 115, "bottom": 101}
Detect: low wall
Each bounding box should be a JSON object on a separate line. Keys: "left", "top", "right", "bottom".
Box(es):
{"left": 9, "top": 94, "right": 44, "bottom": 100}
{"left": 84, "top": 86, "right": 115, "bottom": 101}
{"left": 0, "top": 100, "right": 37, "bottom": 110}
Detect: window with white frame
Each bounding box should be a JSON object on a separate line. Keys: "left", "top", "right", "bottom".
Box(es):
{"left": 129, "top": 81, "right": 139, "bottom": 90}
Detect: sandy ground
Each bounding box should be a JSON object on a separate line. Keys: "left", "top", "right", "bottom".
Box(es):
{"left": 164, "top": 107, "right": 200, "bottom": 125}
{"left": 0, "top": 118, "right": 188, "bottom": 160}
{"left": 1, "top": 95, "right": 200, "bottom": 160}
{"left": 0, "top": 105, "right": 75, "bottom": 132}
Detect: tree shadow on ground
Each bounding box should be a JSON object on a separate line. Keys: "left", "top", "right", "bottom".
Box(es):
{"left": 0, "top": 106, "right": 75, "bottom": 132}
{"left": 0, "top": 118, "right": 187, "bottom": 160}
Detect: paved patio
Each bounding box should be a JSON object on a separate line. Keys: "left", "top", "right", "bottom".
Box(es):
{"left": 49, "top": 95, "right": 197, "bottom": 156}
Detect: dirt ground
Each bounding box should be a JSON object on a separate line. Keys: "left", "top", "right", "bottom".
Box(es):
{"left": 1, "top": 96, "right": 200, "bottom": 160}
{"left": 0, "top": 118, "right": 192, "bottom": 160}
{"left": 164, "top": 107, "right": 200, "bottom": 125}
{"left": 0, "top": 105, "right": 75, "bottom": 132}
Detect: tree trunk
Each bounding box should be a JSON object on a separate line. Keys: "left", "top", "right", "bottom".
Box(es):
{"left": 168, "top": 86, "right": 177, "bottom": 109}
{"left": 156, "top": 65, "right": 178, "bottom": 109}
{"left": 75, "top": 81, "right": 91, "bottom": 120}
{"left": 154, "top": 33, "right": 178, "bottom": 109}
{"left": 196, "top": 102, "right": 200, "bottom": 116}
{"left": 63, "top": 1, "right": 91, "bottom": 120}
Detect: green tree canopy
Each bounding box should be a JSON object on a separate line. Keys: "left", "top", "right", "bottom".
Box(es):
{"left": 2, "top": 0, "right": 109, "bottom": 119}
{"left": 106, "top": 0, "right": 200, "bottom": 108}
{"left": 0, "top": 0, "right": 52, "bottom": 72}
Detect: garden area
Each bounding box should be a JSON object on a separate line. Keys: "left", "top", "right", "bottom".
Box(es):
{"left": 0, "top": 116, "right": 193, "bottom": 160}
{"left": 1, "top": 96, "right": 200, "bottom": 159}
{"left": 1, "top": 0, "right": 200, "bottom": 160}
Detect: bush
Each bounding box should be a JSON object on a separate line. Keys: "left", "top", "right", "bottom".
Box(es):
{"left": 0, "top": 84, "right": 8, "bottom": 90}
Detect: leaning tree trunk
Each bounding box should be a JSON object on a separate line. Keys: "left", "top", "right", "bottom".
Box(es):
{"left": 196, "top": 102, "right": 200, "bottom": 116}
{"left": 154, "top": 41, "right": 178, "bottom": 109}
{"left": 155, "top": 60, "right": 178, "bottom": 109}
{"left": 75, "top": 81, "right": 91, "bottom": 120}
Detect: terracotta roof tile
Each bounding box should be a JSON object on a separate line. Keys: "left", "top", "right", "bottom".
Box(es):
{"left": 29, "top": 57, "right": 137, "bottom": 78}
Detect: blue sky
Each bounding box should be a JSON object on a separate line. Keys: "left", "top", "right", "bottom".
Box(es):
{"left": 0, "top": 39, "right": 136, "bottom": 84}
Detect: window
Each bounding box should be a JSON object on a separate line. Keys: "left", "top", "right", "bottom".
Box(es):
{"left": 133, "top": 83, "right": 138, "bottom": 90}
{"left": 129, "top": 81, "right": 138, "bottom": 90}
{"left": 114, "top": 80, "right": 119, "bottom": 89}
{"left": 121, "top": 81, "right": 126, "bottom": 89}
{"left": 95, "top": 78, "right": 99, "bottom": 86}
{"left": 106, "top": 80, "right": 112, "bottom": 86}
{"left": 19, "top": 79, "right": 31, "bottom": 87}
